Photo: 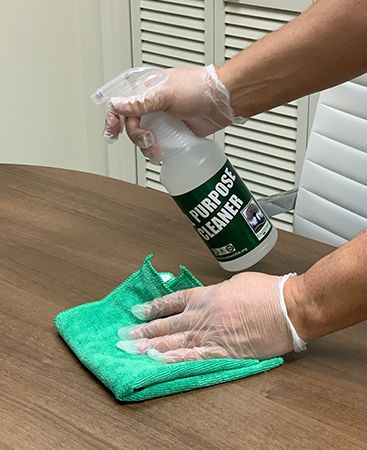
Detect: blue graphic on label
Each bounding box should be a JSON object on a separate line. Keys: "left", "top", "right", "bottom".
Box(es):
{"left": 241, "top": 199, "right": 271, "bottom": 240}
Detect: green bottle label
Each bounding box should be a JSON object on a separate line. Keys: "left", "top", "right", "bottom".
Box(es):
{"left": 173, "top": 160, "right": 273, "bottom": 262}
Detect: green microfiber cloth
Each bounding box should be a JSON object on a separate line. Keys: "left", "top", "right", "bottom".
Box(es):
{"left": 55, "top": 254, "right": 283, "bottom": 402}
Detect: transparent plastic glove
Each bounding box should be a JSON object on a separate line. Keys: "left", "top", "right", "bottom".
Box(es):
{"left": 103, "top": 65, "right": 246, "bottom": 163}
{"left": 116, "top": 272, "right": 307, "bottom": 363}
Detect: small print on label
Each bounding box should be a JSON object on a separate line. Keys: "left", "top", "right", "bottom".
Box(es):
{"left": 241, "top": 199, "right": 271, "bottom": 240}
{"left": 211, "top": 243, "right": 236, "bottom": 257}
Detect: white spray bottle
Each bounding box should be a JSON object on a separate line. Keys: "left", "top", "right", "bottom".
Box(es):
{"left": 92, "top": 67, "right": 277, "bottom": 271}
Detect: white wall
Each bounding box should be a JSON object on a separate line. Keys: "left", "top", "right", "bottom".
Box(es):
{"left": 0, "top": 0, "right": 108, "bottom": 175}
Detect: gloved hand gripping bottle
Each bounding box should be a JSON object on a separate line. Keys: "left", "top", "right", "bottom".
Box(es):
{"left": 92, "top": 67, "right": 277, "bottom": 271}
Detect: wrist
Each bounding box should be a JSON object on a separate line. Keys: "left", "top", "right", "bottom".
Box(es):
{"left": 216, "top": 63, "right": 243, "bottom": 118}
{"left": 284, "top": 274, "right": 323, "bottom": 342}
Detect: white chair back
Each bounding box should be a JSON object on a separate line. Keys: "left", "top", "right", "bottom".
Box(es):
{"left": 294, "top": 74, "right": 367, "bottom": 246}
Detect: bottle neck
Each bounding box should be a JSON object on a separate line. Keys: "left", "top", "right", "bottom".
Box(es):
{"left": 140, "top": 112, "right": 202, "bottom": 160}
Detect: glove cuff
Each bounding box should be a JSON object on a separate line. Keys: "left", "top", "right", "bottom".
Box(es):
{"left": 278, "top": 273, "right": 307, "bottom": 353}
{"left": 206, "top": 64, "right": 247, "bottom": 125}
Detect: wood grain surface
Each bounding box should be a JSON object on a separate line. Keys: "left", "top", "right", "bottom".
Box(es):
{"left": 0, "top": 165, "right": 366, "bottom": 450}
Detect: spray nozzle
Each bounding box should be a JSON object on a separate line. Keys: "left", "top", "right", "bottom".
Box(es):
{"left": 92, "top": 67, "right": 200, "bottom": 161}
{"left": 91, "top": 66, "right": 168, "bottom": 105}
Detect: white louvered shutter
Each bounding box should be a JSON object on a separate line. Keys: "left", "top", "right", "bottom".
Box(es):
{"left": 215, "top": 0, "right": 313, "bottom": 231}
{"left": 130, "top": 0, "right": 313, "bottom": 231}
{"left": 130, "top": 0, "right": 210, "bottom": 192}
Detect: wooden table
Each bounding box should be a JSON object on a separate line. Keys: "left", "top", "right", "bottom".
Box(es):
{"left": 1, "top": 165, "right": 366, "bottom": 450}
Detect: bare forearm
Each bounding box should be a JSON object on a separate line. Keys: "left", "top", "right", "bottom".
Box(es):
{"left": 285, "top": 230, "right": 367, "bottom": 341}
{"left": 217, "top": 0, "right": 367, "bottom": 118}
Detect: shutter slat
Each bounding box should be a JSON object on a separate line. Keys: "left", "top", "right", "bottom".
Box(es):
{"left": 146, "top": 168, "right": 160, "bottom": 181}
{"left": 147, "top": 179, "right": 166, "bottom": 192}
{"left": 225, "top": 47, "right": 249, "bottom": 58}
{"left": 226, "top": 35, "right": 255, "bottom": 50}
{"left": 225, "top": 4, "right": 296, "bottom": 22}
{"left": 225, "top": 13, "right": 284, "bottom": 32}
{"left": 229, "top": 155, "right": 295, "bottom": 182}
{"left": 146, "top": 164, "right": 164, "bottom": 191}
{"left": 271, "top": 104, "right": 298, "bottom": 118}
{"left": 146, "top": 162, "right": 161, "bottom": 173}
{"left": 245, "top": 119, "right": 297, "bottom": 140}
{"left": 253, "top": 111, "right": 297, "bottom": 129}
{"left": 235, "top": 167, "right": 294, "bottom": 191}
{"left": 142, "top": 21, "right": 204, "bottom": 42}
{"left": 142, "top": 42, "right": 204, "bottom": 63}
{"left": 141, "top": 10, "right": 203, "bottom": 30}
{"left": 225, "top": 136, "right": 295, "bottom": 161}
{"left": 146, "top": 167, "right": 166, "bottom": 191}
{"left": 142, "top": 60, "right": 168, "bottom": 69}
{"left": 226, "top": 24, "right": 267, "bottom": 40}
{"left": 246, "top": 181, "right": 279, "bottom": 197}
{"left": 156, "top": 0, "right": 203, "bottom": 7}
{"left": 142, "top": 0, "right": 205, "bottom": 18}
{"left": 226, "top": 126, "right": 296, "bottom": 150}
{"left": 226, "top": 145, "right": 295, "bottom": 171}
{"left": 142, "top": 52, "right": 202, "bottom": 68}
{"left": 142, "top": 31, "right": 204, "bottom": 53}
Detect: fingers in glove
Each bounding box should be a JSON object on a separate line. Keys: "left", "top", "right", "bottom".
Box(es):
{"left": 118, "top": 310, "right": 195, "bottom": 340}
{"left": 125, "top": 117, "right": 154, "bottom": 147}
{"left": 116, "top": 330, "right": 200, "bottom": 354}
{"left": 131, "top": 287, "right": 204, "bottom": 320}
{"left": 111, "top": 90, "right": 167, "bottom": 117}
{"left": 125, "top": 117, "right": 161, "bottom": 164}
{"left": 147, "top": 345, "right": 230, "bottom": 363}
{"left": 103, "top": 110, "right": 123, "bottom": 142}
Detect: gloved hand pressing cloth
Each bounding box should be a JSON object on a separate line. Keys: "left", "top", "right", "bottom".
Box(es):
{"left": 55, "top": 255, "right": 300, "bottom": 402}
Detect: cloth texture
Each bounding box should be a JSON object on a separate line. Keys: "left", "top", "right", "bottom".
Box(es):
{"left": 55, "top": 254, "right": 283, "bottom": 402}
